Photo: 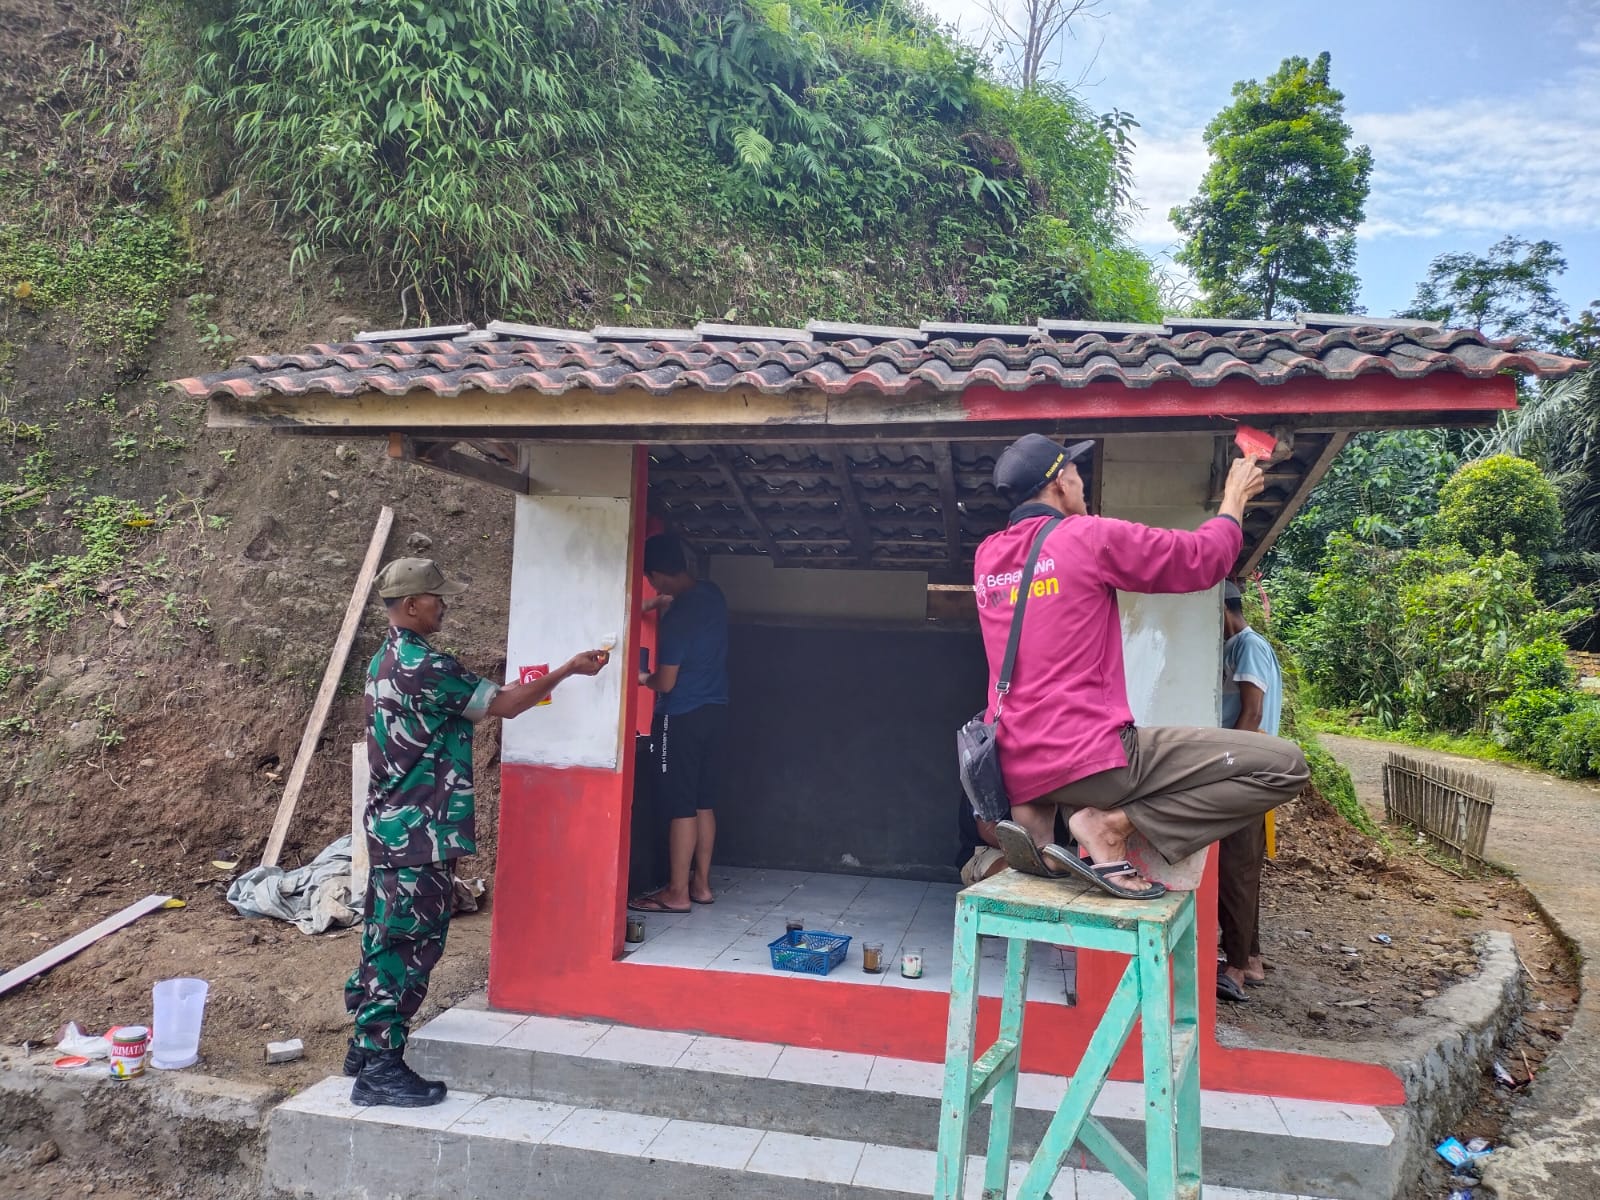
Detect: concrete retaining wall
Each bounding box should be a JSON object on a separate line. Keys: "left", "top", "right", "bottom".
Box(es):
{"left": 0, "top": 1047, "right": 274, "bottom": 1194}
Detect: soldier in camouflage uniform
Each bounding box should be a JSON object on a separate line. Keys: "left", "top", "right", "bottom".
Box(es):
{"left": 345, "top": 557, "right": 610, "bottom": 1107}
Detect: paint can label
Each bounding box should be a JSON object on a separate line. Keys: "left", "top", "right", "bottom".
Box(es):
{"left": 109, "top": 1025, "right": 149, "bottom": 1079}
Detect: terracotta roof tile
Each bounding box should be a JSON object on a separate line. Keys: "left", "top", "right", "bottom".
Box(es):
{"left": 174, "top": 318, "right": 1589, "bottom": 403}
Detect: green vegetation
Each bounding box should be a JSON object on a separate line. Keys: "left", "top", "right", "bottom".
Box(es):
{"left": 149, "top": 0, "right": 1157, "bottom": 323}
{"left": 1399, "top": 236, "right": 1570, "bottom": 350}
{"left": 1170, "top": 51, "right": 1371, "bottom": 319}
{"left": 1434, "top": 454, "right": 1563, "bottom": 560}
{"left": 0, "top": 200, "right": 197, "bottom": 359}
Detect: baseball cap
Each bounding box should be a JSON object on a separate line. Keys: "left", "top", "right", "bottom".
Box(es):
{"left": 993, "top": 434, "right": 1095, "bottom": 499}
{"left": 375, "top": 557, "right": 468, "bottom": 599}
{"left": 1223, "top": 581, "right": 1243, "bottom": 603}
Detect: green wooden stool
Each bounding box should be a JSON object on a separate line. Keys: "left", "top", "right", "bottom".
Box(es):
{"left": 935, "top": 870, "right": 1201, "bottom": 1200}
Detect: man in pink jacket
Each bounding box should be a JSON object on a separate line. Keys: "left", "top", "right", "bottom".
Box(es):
{"left": 973, "top": 434, "right": 1308, "bottom": 897}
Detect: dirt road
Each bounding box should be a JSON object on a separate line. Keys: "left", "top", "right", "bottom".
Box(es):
{"left": 1322, "top": 734, "right": 1600, "bottom": 1199}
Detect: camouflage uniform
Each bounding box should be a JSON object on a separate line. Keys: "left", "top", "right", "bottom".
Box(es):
{"left": 344, "top": 626, "right": 499, "bottom": 1052}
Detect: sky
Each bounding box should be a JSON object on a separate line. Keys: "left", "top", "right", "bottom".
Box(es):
{"left": 918, "top": 0, "right": 1600, "bottom": 323}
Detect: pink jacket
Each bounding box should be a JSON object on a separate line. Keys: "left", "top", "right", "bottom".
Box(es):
{"left": 973, "top": 505, "right": 1242, "bottom": 803}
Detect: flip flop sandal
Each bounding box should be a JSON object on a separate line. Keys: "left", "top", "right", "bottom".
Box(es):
{"left": 1039, "top": 843, "right": 1167, "bottom": 900}
{"left": 994, "top": 820, "right": 1057, "bottom": 877}
{"left": 691, "top": 896, "right": 715, "bottom": 905}
{"left": 1216, "top": 973, "right": 1250, "bottom": 1003}
{"left": 628, "top": 894, "right": 691, "bottom": 914}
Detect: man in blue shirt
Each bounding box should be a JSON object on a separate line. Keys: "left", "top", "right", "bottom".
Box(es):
{"left": 630, "top": 534, "right": 730, "bottom": 913}
{"left": 1217, "top": 581, "right": 1285, "bottom": 1003}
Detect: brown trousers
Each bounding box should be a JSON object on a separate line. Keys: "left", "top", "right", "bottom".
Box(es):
{"left": 1217, "top": 817, "right": 1266, "bottom": 969}
{"left": 1036, "top": 726, "right": 1307, "bottom": 865}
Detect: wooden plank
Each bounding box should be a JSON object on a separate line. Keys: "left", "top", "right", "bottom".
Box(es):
{"left": 710, "top": 448, "right": 786, "bottom": 565}
{"left": 829, "top": 450, "right": 876, "bottom": 565}
{"left": 932, "top": 443, "right": 964, "bottom": 570}
{"left": 393, "top": 436, "right": 531, "bottom": 494}
{"left": 261, "top": 505, "right": 395, "bottom": 869}
{"left": 1237, "top": 432, "right": 1351, "bottom": 575}
{"left": 0, "top": 894, "right": 171, "bottom": 997}
{"left": 205, "top": 372, "right": 1514, "bottom": 437}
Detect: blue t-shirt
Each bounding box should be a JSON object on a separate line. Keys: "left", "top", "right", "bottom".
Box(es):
{"left": 1221, "top": 626, "right": 1282, "bottom": 736}
{"left": 656, "top": 580, "right": 730, "bottom": 716}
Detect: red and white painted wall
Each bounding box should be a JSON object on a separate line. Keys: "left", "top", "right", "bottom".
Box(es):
{"left": 486, "top": 437, "right": 1406, "bottom": 1108}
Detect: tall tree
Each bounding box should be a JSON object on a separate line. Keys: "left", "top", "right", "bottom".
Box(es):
{"left": 981, "top": 0, "right": 1104, "bottom": 90}
{"left": 1171, "top": 52, "right": 1372, "bottom": 320}
{"left": 1399, "top": 236, "right": 1569, "bottom": 347}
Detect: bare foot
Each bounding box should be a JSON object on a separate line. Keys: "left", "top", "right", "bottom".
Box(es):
{"left": 1244, "top": 955, "right": 1266, "bottom": 983}
{"left": 1065, "top": 807, "right": 1158, "bottom": 890}
{"left": 1223, "top": 965, "right": 1249, "bottom": 989}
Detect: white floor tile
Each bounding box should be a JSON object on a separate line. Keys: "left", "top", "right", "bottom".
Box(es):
{"left": 964, "top": 1153, "right": 1075, "bottom": 1200}
{"left": 545, "top": 1107, "right": 669, "bottom": 1155}
{"left": 353, "top": 1089, "right": 484, "bottom": 1131}
{"left": 864, "top": 1055, "right": 945, "bottom": 1099}
{"left": 1073, "top": 1167, "right": 1136, "bottom": 1199}
{"left": 1271, "top": 1097, "right": 1393, "bottom": 1145}
{"left": 584, "top": 1025, "right": 694, "bottom": 1067}
{"left": 1014, "top": 1071, "right": 1069, "bottom": 1112}
{"left": 495, "top": 1015, "right": 608, "bottom": 1056}
{"left": 1089, "top": 1079, "right": 1146, "bottom": 1121}
{"left": 414, "top": 1007, "right": 524, "bottom": 1046}
{"left": 748, "top": 1130, "right": 865, "bottom": 1185}
{"left": 450, "top": 1096, "right": 574, "bottom": 1144}
{"left": 279, "top": 1075, "right": 361, "bottom": 1117}
{"left": 644, "top": 1118, "right": 763, "bottom": 1169}
{"left": 1201, "top": 1090, "right": 1291, "bottom": 1135}
{"left": 768, "top": 1045, "right": 876, "bottom": 1089}
{"left": 675, "top": 1035, "right": 784, "bottom": 1078}
{"left": 853, "top": 1143, "right": 936, "bottom": 1193}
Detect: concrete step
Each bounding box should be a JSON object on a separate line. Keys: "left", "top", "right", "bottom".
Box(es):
{"left": 402, "top": 1006, "right": 1405, "bottom": 1200}
{"left": 266, "top": 1076, "right": 1334, "bottom": 1200}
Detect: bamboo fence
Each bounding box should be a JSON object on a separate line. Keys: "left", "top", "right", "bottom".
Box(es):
{"left": 1382, "top": 751, "right": 1495, "bottom": 865}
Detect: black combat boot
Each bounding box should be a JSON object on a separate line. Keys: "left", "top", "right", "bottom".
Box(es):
{"left": 350, "top": 1047, "right": 448, "bottom": 1108}
{"left": 342, "top": 1038, "right": 368, "bottom": 1076}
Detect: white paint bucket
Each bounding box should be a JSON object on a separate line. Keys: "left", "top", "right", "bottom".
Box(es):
{"left": 149, "top": 978, "right": 209, "bottom": 1070}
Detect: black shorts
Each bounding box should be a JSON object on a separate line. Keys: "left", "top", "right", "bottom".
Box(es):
{"left": 651, "top": 704, "right": 727, "bottom": 820}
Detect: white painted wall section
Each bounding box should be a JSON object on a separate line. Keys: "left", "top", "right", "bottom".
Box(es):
{"left": 1101, "top": 434, "right": 1224, "bottom": 727}
{"left": 503, "top": 445, "right": 634, "bottom": 769}
{"left": 709, "top": 555, "right": 928, "bottom": 622}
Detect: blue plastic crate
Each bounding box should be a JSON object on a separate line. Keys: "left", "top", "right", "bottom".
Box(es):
{"left": 767, "top": 929, "right": 852, "bottom": 977}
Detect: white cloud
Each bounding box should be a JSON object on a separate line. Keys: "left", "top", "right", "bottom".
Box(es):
{"left": 1351, "top": 66, "right": 1600, "bottom": 241}
{"left": 1126, "top": 131, "right": 1208, "bottom": 248}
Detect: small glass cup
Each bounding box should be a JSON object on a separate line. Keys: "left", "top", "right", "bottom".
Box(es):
{"left": 786, "top": 918, "right": 804, "bottom": 942}
{"left": 900, "top": 947, "right": 925, "bottom": 979}
{"left": 625, "top": 915, "right": 646, "bottom": 944}
{"left": 861, "top": 942, "right": 885, "bottom": 973}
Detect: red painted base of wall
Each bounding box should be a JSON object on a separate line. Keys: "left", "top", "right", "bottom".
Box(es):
{"left": 487, "top": 762, "right": 1405, "bottom": 1107}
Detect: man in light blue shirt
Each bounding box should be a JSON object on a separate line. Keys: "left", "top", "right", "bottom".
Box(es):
{"left": 1217, "top": 581, "right": 1284, "bottom": 1003}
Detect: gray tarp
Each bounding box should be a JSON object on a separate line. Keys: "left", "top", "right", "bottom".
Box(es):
{"left": 226, "top": 836, "right": 360, "bottom": 935}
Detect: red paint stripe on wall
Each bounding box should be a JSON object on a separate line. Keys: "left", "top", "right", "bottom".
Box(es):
{"left": 959, "top": 372, "right": 1515, "bottom": 423}
{"left": 487, "top": 762, "right": 1405, "bottom": 1107}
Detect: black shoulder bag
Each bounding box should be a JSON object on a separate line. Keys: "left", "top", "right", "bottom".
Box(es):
{"left": 957, "top": 517, "right": 1062, "bottom": 823}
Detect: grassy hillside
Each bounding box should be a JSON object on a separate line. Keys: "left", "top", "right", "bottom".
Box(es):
{"left": 0, "top": 0, "right": 1159, "bottom": 876}
{"left": 138, "top": 0, "right": 1160, "bottom": 326}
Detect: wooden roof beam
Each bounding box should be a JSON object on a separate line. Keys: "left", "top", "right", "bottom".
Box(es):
{"left": 1237, "top": 432, "right": 1351, "bottom": 576}
{"left": 388, "top": 434, "right": 530, "bottom": 494}
{"left": 932, "top": 443, "right": 963, "bottom": 570}
{"left": 710, "top": 448, "right": 787, "bottom": 565}
{"left": 829, "top": 451, "right": 876, "bottom": 566}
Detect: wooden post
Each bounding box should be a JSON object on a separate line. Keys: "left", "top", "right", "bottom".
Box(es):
{"left": 260, "top": 506, "right": 395, "bottom": 869}
{"left": 350, "top": 741, "right": 371, "bottom": 908}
